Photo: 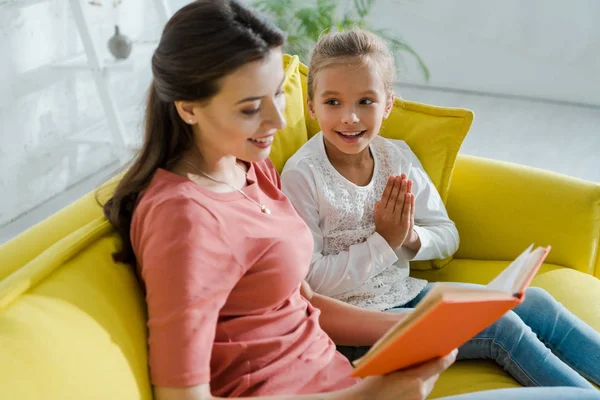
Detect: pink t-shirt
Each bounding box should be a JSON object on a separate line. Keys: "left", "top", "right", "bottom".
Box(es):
{"left": 130, "top": 160, "right": 358, "bottom": 397}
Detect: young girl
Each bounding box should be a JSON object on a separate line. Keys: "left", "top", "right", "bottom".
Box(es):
{"left": 281, "top": 28, "right": 600, "bottom": 389}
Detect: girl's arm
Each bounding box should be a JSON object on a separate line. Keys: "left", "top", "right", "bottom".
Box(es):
{"left": 396, "top": 143, "right": 460, "bottom": 261}
{"left": 300, "top": 281, "right": 407, "bottom": 346}
{"left": 281, "top": 167, "right": 404, "bottom": 298}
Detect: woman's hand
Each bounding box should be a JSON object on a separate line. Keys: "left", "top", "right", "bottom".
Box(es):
{"left": 347, "top": 349, "right": 458, "bottom": 400}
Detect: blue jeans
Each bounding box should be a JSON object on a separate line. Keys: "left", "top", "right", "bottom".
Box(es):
{"left": 439, "top": 387, "right": 600, "bottom": 399}
{"left": 338, "top": 283, "right": 600, "bottom": 388}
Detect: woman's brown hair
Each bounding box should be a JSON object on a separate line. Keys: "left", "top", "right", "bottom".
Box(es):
{"left": 102, "top": 0, "right": 285, "bottom": 265}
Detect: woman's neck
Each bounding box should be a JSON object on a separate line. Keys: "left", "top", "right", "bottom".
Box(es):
{"left": 175, "top": 146, "right": 247, "bottom": 191}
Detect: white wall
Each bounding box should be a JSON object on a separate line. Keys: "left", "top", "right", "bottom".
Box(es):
{"left": 1, "top": 0, "right": 598, "bottom": 225}
{"left": 0, "top": 0, "right": 171, "bottom": 225}
{"left": 369, "top": 0, "right": 600, "bottom": 106}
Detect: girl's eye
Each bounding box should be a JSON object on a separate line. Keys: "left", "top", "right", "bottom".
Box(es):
{"left": 325, "top": 99, "right": 340, "bottom": 106}
{"left": 360, "top": 98, "right": 375, "bottom": 105}
{"left": 242, "top": 108, "right": 260, "bottom": 116}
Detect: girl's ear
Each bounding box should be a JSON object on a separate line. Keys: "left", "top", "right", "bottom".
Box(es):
{"left": 307, "top": 99, "right": 317, "bottom": 120}
{"left": 384, "top": 93, "right": 395, "bottom": 119}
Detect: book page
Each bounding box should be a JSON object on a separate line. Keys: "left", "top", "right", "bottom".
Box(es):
{"left": 512, "top": 246, "right": 549, "bottom": 294}
{"left": 486, "top": 244, "right": 534, "bottom": 293}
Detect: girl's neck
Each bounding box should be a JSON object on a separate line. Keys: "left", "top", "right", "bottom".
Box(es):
{"left": 323, "top": 137, "right": 372, "bottom": 167}
{"left": 323, "top": 137, "right": 374, "bottom": 187}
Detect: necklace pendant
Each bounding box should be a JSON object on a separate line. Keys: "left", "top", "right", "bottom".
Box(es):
{"left": 261, "top": 205, "right": 271, "bottom": 215}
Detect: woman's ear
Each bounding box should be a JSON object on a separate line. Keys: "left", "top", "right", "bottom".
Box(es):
{"left": 175, "top": 101, "right": 197, "bottom": 125}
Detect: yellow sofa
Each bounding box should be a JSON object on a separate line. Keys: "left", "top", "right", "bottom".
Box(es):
{"left": 1, "top": 60, "right": 599, "bottom": 400}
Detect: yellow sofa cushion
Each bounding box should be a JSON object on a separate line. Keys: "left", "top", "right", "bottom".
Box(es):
{"left": 447, "top": 155, "right": 600, "bottom": 277}
{"left": 296, "top": 61, "right": 474, "bottom": 269}
{"left": 0, "top": 217, "right": 151, "bottom": 400}
{"left": 0, "top": 190, "right": 103, "bottom": 282}
{"left": 268, "top": 55, "right": 309, "bottom": 173}
{"left": 381, "top": 101, "right": 473, "bottom": 205}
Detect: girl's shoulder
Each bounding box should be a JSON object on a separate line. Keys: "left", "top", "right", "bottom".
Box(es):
{"left": 373, "top": 136, "right": 418, "bottom": 164}
{"left": 282, "top": 133, "right": 326, "bottom": 175}
{"left": 373, "top": 135, "right": 413, "bottom": 156}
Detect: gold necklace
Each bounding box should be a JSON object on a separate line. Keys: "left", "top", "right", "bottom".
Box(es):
{"left": 183, "top": 160, "right": 271, "bottom": 215}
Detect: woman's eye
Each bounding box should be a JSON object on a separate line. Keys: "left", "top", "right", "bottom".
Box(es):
{"left": 242, "top": 108, "right": 260, "bottom": 115}
{"left": 325, "top": 99, "right": 340, "bottom": 106}
{"left": 360, "top": 98, "right": 375, "bottom": 105}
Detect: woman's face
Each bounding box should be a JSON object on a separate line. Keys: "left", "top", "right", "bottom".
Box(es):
{"left": 185, "top": 48, "right": 287, "bottom": 165}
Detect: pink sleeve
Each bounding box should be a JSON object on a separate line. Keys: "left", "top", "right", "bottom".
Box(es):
{"left": 137, "top": 196, "right": 244, "bottom": 387}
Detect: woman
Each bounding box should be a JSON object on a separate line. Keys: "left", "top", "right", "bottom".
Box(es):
{"left": 103, "top": 1, "right": 600, "bottom": 399}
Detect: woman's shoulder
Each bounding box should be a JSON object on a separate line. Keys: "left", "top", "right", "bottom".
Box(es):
{"left": 138, "top": 168, "right": 197, "bottom": 202}
{"left": 130, "top": 170, "right": 221, "bottom": 261}
{"left": 252, "top": 158, "right": 282, "bottom": 189}
{"left": 253, "top": 158, "right": 277, "bottom": 177}
{"left": 133, "top": 169, "right": 213, "bottom": 226}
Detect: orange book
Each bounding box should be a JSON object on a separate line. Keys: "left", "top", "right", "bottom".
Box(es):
{"left": 350, "top": 244, "right": 551, "bottom": 378}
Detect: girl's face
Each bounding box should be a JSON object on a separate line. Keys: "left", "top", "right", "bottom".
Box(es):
{"left": 179, "top": 48, "right": 287, "bottom": 165}
{"left": 308, "top": 61, "right": 393, "bottom": 156}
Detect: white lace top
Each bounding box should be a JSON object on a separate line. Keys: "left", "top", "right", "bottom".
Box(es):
{"left": 281, "top": 133, "right": 459, "bottom": 311}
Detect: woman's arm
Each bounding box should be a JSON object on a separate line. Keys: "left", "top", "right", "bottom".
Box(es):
{"left": 154, "top": 383, "right": 344, "bottom": 400}
{"left": 300, "top": 281, "right": 408, "bottom": 346}
{"left": 154, "top": 284, "right": 452, "bottom": 400}
{"left": 154, "top": 350, "right": 457, "bottom": 400}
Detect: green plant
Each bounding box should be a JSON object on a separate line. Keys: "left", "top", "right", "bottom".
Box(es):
{"left": 253, "top": 0, "right": 429, "bottom": 81}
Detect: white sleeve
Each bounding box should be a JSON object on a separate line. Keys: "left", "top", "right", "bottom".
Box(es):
{"left": 281, "top": 166, "right": 400, "bottom": 297}
{"left": 399, "top": 145, "right": 460, "bottom": 261}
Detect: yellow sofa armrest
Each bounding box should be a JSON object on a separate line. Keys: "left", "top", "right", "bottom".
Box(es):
{"left": 0, "top": 192, "right": 105, "bottom": 281}
{"left": 447, "top": 154, "right": 600, "bottom": 277}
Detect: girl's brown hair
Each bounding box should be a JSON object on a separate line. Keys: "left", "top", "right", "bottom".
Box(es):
{"left": 102, "top": 0, "right": 284, "bottom": 265}
{"left": 307, "top": 28, "right": 395, "bottom": 100}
